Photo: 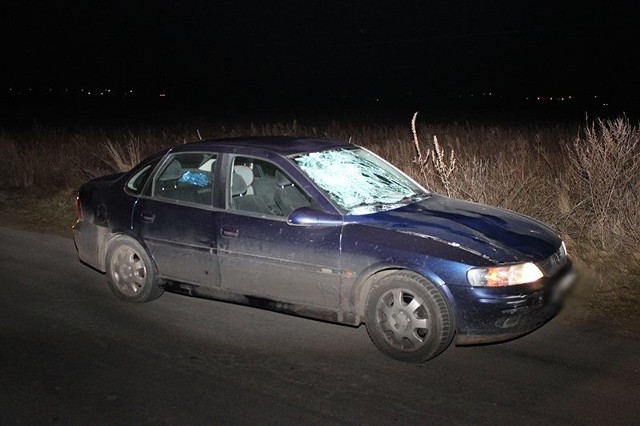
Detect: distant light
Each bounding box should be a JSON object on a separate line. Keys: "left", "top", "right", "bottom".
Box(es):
{"left": 603, "top": 103, "right": 609, "bottom": 106}
{"left": 159, "top": 93, "right": 166, "bottom": 97}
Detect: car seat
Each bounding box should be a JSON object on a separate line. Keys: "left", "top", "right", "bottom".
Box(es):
{"left": 231, "top": 172, "right": 271, "bottom": 214}
{"left": 274, "top": 171, "right": 311, "bottom": 215}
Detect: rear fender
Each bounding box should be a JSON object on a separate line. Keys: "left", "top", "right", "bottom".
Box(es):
{"left": 72, "top": 222, "right": 112, "bottom": 272}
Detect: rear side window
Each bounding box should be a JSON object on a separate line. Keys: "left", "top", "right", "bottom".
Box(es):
{"left": 126, "top": 164, "right": 155, "bottom": 194}
{"left": 152, "top": 152, "right": 217, "bottom": 206}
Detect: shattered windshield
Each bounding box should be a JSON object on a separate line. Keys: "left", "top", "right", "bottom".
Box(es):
{"left": 294, "top": 147, "right": 429, "bottom": 215}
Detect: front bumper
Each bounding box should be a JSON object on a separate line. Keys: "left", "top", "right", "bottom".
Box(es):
{"left": 452, "top": 262, "right": 576, "bottom": 345}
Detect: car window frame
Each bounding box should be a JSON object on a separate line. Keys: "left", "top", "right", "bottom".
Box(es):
{"left": 290, "top": 145, "right": 430, "bottom": 215}
{"left": 125, "top": 163, "right": 155, "bottom": 195}
{"left": 224, "top": 154, "right": 321, "bottom": 220}
{"left": 141, "top": 151, "right": 220, "bottom": 209}
{"left": 123, "top": 152, "right": 166, "bottom": 197}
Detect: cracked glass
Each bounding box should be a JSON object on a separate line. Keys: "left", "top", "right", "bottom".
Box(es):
{"left": 294, "top": 147, "right": 428, "bottom": 215}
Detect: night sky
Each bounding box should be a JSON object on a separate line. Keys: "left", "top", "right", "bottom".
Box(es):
{"left": 3, "top": 1, "right": 639, "bottom": 106}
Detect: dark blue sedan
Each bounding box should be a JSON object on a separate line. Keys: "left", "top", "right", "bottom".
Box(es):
{"left": 73, "top": 137, "right": 575, "bottom": 362}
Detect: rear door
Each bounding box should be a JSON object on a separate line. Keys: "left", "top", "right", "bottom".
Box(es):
{"left": 133, "top": 152, "right": 221, "bottom": 287}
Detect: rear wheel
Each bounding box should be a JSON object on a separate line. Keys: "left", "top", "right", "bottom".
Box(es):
{"left": 105, "top": 236, "right": 163, "bottom": 303}
{"left": 365, "top": 271, "right": 454, "bottom": 362}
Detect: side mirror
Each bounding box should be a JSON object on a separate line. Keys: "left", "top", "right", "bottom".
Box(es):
{"left": 287, "top": 207, "right": 343, "bottom": 226}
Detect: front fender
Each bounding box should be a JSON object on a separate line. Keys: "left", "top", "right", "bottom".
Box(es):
{"left": 341, "top": 224, "right": 475, "bottom": 323}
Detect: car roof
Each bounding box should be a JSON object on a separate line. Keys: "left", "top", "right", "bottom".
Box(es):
{"left": 172, "top": 136, "right": 352, "bottom": 157}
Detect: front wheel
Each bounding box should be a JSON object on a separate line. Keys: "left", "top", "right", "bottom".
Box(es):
{"left": 365, "top": 271, "right": 455, "bottom": 362}
{"left": 105, "top": 236, "right": 163, "bottom": 303}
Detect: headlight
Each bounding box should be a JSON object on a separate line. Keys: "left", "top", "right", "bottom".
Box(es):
{"left": 467, "top": 262, "right": 544, "bottom": 287}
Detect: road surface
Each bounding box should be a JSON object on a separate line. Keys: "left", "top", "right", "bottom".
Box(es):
{"left": 1, "top": 227, "right": 638, "bottom": 425}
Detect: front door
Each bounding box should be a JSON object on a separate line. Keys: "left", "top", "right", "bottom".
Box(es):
{"left": 217, "top": 212, "right": 342, "bottom": 308}
{"left": 217, "top": 155, "right": 342, "bottom": 309}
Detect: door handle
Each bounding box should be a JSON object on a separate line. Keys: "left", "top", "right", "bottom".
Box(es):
{"left": 221, "top": 227, "right": 239, "bottom": 238}
{"left": 140, "top": 211, "right": 155, "bottom": 223}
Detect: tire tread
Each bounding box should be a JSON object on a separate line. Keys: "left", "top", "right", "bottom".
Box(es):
{"left": 365, "top": 270, "right": 455, "bottom": 362}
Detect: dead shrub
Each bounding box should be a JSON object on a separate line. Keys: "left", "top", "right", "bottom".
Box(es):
{"left": 411, "top": 112, "right": 457, "bottom": 197}
{"left": 408, "top": 113, "right": 562, "bottom": 227}
{"left": 102, "top": 136, "right": 144, "bottom": 172}
{"left": 567, "top": 116, "right": 640, "bottom": 250}
{"left": 100, "top": 131, "right": 167, "bottom": 173}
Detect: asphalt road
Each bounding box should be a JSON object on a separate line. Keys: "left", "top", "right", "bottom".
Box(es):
{"left": 1, "top": 227, "right": 639, "bottom": 425}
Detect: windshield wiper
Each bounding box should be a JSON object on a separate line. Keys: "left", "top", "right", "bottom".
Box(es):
{"left": 397, "top": 192, "right": 429, "bottom": 204}
{"left": 346, "top": 201, "right": 394, "bottom": 214}
{"left": 348, "top": 201, "right": 389, "bottom": 210}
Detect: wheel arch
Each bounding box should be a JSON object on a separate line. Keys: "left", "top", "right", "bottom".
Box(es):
{"left": 353, "top": 264, "right": 457, "bottom": 325}
{"left": 104, "top": 232, "right": 164, "bottom": 303}
{"left": 102, "top": 231, "right": 156, "bottom": 273}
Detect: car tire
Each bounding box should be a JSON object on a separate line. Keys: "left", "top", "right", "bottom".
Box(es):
{"left": 365, "top": 271, "right": 455, "bottom": 362}
{"left": 105, "top": 236, "right": 163, "bottom": 303}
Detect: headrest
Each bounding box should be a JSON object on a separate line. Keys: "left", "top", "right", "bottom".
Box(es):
{"left": 275, "top": 170, "right": 292, "bottom": 187}
{"left": 161, "top": 159, "right": 183, "bottom": 180}
{"left": 233, "top": 165, "right": 254, "bottom": 187}
{"left": 231, "top": 172, "right": 247, "bottom": 196}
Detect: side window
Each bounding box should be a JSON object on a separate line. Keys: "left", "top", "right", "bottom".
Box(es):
{"left": 229, "top": 156, "right": 312, "bottom": 216}
{"left": 152, "top": 153, "right": 216, "bottom": 206}
{"left": 126, "top": 163, "right": 155, "bottom": 195}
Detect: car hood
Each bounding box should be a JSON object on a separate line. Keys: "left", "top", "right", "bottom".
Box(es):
{"left": 353, "top": 195, "right": 561, "bottom": 263}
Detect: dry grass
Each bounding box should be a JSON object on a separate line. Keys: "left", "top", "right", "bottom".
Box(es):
{"left": 102, "top": 132, "right": 161, "bottom": 172}
{"left": 0, "top": 115, "right": 638, "bottom": 327}
{"left": 566, "top": 116, "right": 640, "bottom": 251}
{"left": 0, "top": 133, "right": 37, "bottom": 188}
